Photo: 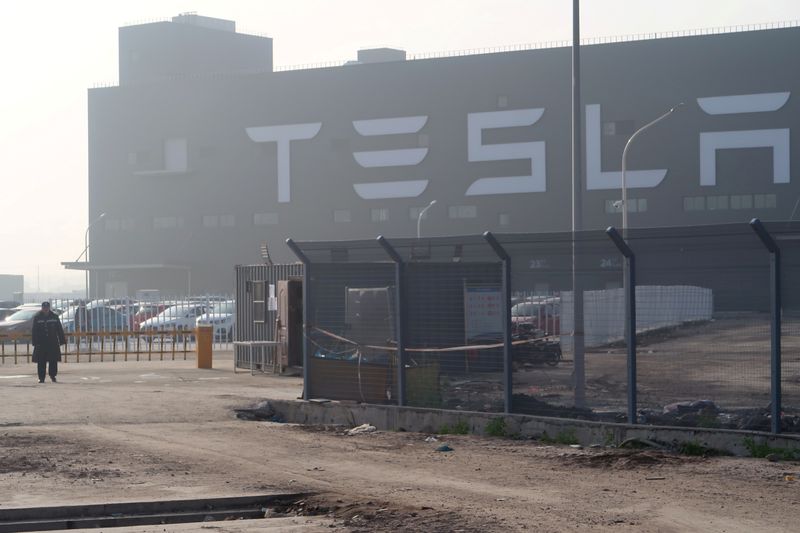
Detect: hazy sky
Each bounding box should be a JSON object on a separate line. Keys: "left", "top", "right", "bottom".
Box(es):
{"left": 2, "top": 0, "right": 799, "bottom": 292}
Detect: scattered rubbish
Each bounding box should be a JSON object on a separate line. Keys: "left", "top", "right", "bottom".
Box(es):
{"left": 569, "top": 444, "right": 583, "bottom": 450}
{"left": 766, "top": 453, "right": 781, "bottom": 462}
{"left": 590, "top": 444, "right": 603, "bottom": 449}
{"left": 645, "top": 476, "right": 666, "bottom": 481}
{"left": 784, "top": 475, "right": 796, "bottom": 482}
{"left": 346, "top": 424, "right": 377, "bottom": 436}
{"left": 435, "top": 444, "right": 454, "bottom": 452}
{"left": 425, "top": 436, "right": 438, "bottom": 443}
{"left": 496, "top": 498, "right": 506, "bottom": 502}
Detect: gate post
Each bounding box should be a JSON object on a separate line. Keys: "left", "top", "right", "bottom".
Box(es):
{"left": 377, "top": 236, "right": 406, "bottom": 406}
{"left": 750, "top": 218, "right": 782, "bottom": 434}
{"left": 606, "top": 227, "right": 637, "bottom": 424}
{"left": 484, "top": 232, "right": 512, "bottom": 414}
{"left": 286, "top": 238, "right": 311, "bottom": 401}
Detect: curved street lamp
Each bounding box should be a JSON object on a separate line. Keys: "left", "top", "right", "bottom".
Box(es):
{"left": 417, "top": 200, "right": 437, "bottom": 238}
{"left": 621, "top": 103, "right": 684, "bottom": 233}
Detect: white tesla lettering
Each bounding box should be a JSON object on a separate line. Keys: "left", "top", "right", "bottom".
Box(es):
{"left": 697, "top": 92, "right": 790, "bottom": 115}
{"left": 585, "top": 104, "right": 667, "bottom": 190}
{"left": 246, "top": 122, "right": 322, "bottom": 203}
{"left": 698, "top": 92, "right": 791, "bottom": 186}
{"left": 466, "top": 109, "right": 546, "bottom": 196}
{"left": 351, "top": 116, "right": 429, "bottom": 199}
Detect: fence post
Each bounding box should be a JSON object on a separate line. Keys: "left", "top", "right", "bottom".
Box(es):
{"left": 286, "top": 238, "right": 311, "bottom": 401}
{"left": 606, "top": 226, "right": 637, "bottom": 425}
{"left": 483, "top": 231, "right": 512, "bottom": 414}
{"left": 377, "top": 236, "right": 406, "bottom": 406}
{"left": 749, "top": 218, "right": 781, "bottom": 434}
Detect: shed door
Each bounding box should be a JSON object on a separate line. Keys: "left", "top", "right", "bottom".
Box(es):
{"left": 278, "top": 279, "right": 303, "bottom": 368}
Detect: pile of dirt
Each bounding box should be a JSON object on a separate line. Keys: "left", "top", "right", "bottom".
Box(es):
{"left": 281, "top": 494, "right": 489, "bottom": 533}
{"left": 562, "top": 450, "right": 698, "bottom": 469}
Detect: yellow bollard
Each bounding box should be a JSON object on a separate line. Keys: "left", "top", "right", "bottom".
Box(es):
{"left": 196, "top": 325, "right": 213, "bottom": 369}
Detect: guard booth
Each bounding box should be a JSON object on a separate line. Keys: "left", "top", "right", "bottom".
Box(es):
{"left": 234, "top": 263, "right": 304, "bottom": 373}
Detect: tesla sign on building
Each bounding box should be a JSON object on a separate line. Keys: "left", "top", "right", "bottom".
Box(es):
{"left": 85, "top": 14, "right": 799, "bottom": 295}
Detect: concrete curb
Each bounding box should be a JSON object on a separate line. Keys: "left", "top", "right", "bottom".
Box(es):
{"left": 268, "top": 399, "right": 800, "bottom": 457}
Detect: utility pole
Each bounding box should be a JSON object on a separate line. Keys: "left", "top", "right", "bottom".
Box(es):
{"left": 571, "top": 0, "right": 586, "bottom": 407}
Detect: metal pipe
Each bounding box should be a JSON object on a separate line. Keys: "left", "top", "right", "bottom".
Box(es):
{"left": 484, "top": 231, "right": 512, "bottom": 414}
{"left": 750, "top": 218, "right": 781, "bottom": 434}
{"left": 606, "top": 226, "right": 637, "bottom": 424}
{"left": 377, "top": 235, "right": 406, "bottom": 406}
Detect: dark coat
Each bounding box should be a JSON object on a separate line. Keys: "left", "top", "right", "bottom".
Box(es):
{"left": 31, "top": 310, "right": 66, "bottom": 363}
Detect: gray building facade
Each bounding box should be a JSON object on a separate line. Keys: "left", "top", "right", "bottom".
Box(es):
{"left": 84, "top": 16, "right": 800, "bottom": 295}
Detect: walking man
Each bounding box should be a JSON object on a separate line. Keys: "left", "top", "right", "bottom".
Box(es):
{"left": 32, "top": 302, "right": 66, "bottom": 383}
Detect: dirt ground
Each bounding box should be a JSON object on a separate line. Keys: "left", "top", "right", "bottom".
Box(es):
{"left": 1, "top": 354, "right": 799, "bottom": 532}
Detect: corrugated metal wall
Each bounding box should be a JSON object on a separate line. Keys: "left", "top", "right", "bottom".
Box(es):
{"left": 234, "top": 263, "right": 304, "bottom": 370}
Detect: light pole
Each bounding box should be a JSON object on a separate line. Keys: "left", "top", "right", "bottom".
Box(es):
{"left": 84, "top": 212, "right": 106, "bottom": 301}
{"left": 417, "top": 200, "right": 436, "bottom": 238}
{"left": 621, "top": 103, "right": 684, "bottom": 232}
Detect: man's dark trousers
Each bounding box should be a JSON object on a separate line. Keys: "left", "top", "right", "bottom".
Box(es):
{"left": 37, "top": 360, "right": 57, "bottom": 382}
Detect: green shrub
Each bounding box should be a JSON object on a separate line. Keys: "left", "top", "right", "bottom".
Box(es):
{"left": 540, "top": 430, "right": 579, "bottom": 446}
{"left": 485, "top": 417, "right": 507, "bottom": 437}
{"left": 743, "top": 437, "right": 798, "bottom": 460}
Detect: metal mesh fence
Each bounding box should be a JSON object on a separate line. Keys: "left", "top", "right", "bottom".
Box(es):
{"left": 290, "top": 222, "right": 800, "bottom": 434}
{"left": 628, "top": 226, "right": 771, "bottom": 430}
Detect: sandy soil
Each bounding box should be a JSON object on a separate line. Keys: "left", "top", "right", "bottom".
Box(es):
{"left": 1, "top": 356, "right": 799, "bottom": 532}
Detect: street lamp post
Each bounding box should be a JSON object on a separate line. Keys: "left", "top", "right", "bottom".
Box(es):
{"left": 84, "top": 212, "right": 106, "bottom": 301}
{"left": 621, "top": 103, "right": 684, "bottom": 232}
{"left": 417, "top": 200, "right": 436, "bottom": 238}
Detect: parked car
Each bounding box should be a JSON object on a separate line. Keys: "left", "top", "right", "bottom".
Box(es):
{"left": 140, "top": 303, "right": 208, "bottom": 341}
{"left": 0, "top": 306, "right": 41, "bottom": 338}
{"left": 60, "top": 306, "right": 130, "bottom": 333}
{"left": 196, "top": 300, "right": 235, "bottom": 342}
{"left": 130, "top": 303, "right": 169, "bottom": 330}
{"left": 0, "top": 301, "right": 21, "bottom": 321}
{"left": 511, "top": 297, "right": 561, "bottom": 336}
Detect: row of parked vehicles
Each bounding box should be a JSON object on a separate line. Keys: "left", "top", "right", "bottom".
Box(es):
{"left": 0, "top": 298, "right": 235, "bottom": 342}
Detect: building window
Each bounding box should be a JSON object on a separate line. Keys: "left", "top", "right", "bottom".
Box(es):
{"left": 371, "top": 208, "right": 389, "bottom": 222}
{"left": 164, "top": 138, "right": 188, "bottom": 172}
{"left": 202, "top": 215, "right": 219, "bottom": 228}
{"left": 252, "top": 281, "right": 265, "bottom": 323}
{"left": 683, "top": 196, "right": 705, "bottom": 211}
{"left": 409, "top": 207, "right": 430, "bottom": 221}
{"left": 254, "top": 213, "right": 279, "bottom": 225}
{"left": 153, "top": 216, "right": 183, "bottom": 229}
{"left": 334, "top": 209, "right": 351, "bottom": 223}
{"left": 707, "top": 195, "right": 729, "bottom": 211}
{"left": 605, "top": 199, "right": 646, "bottom": 214}
{"left": 754, "top": 193, "right": 777, "bottom": 209}
{"left": 220, "top": 214, "right": 235, "bottom": 227}
{"left": 731, "top": 194, "right": 753, "bottom": 210}
{"left": 603, "top": 120, "right": 635, "bottom": 136}
{"left": 499, "top": 213, "right": 511, "bottom": 226}
{"left": 448, "top": 205, "right": 477, "bottom": 219}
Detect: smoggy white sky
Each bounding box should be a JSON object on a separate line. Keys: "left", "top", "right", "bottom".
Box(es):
{"left": 1, "top": 0, "right": 799, "bottom": 292}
